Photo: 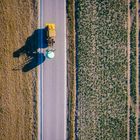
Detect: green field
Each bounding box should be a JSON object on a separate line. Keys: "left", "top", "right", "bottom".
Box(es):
{"left": 76, "top": 0, "right": 128, "bottom": 139}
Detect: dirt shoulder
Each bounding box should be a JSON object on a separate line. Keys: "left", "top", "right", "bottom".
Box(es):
{"left": 0, "top": 0, "right": 38, "bottom": 140}
{"left": 66, "top": 0, "right": 76, "bottom": 139}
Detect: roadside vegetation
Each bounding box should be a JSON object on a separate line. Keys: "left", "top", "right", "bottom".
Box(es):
{"left": 75, "top": 0, "right": 128, "bottom": 139}
{"left": 130, "top": 0, "right": 137, "bottom": 105}
{"left": 66, "top": 0, "right": 76, "bottom": 140}
{"left": 129, "top": 0, "right": 137, "bottom": 139}
{"left": 130, "top": 106, "right": 136, "bottom": 140}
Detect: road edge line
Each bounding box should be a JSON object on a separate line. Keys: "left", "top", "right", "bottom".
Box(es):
{"left": 38, "top": 0, "right": 44, "bottom": 140}
{"left": 38, "top": 0, "right": 41, "bottom": 139}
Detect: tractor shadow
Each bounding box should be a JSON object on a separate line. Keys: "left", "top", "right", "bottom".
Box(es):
{"left": 13, "top": 28, "right": 47, "bottom": 72}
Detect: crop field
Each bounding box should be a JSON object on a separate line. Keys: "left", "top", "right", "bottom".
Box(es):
{"left": 75, "top": 0, "right": 128, "bottom": 139}
{"left": 0, "top": 0, "right": 38, "bottom": 139}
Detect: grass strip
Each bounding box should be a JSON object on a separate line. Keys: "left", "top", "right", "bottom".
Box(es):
{"left": 129, "top": 0, "right": 137, "bottom": 139}
{"left": 66, "top": 0, "right": 76, "bottom": 139}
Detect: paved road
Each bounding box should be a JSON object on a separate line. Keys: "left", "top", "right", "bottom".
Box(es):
{"left": 39, "top": 0, "right": 66, "bottom": 140}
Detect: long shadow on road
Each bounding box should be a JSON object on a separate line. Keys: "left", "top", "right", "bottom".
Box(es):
{"left": 13, "top": 28, "right": 47, "bottom": 72}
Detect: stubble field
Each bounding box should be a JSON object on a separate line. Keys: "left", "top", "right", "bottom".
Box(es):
{"left": 0, "top": 0, "right": 38, "bottom": 140}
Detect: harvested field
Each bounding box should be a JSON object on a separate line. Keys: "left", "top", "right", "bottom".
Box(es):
{"left": 0, "top": 0, "right": 38, "bottom": 140}
{"left": 75, "top": 0, "right": 128, "bottom": 139}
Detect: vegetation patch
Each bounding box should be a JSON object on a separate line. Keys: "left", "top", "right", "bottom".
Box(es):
{"left": 130, "top": 107, "right": 136, "bottom": 140}
{"left": 75, "top": 0, "right": 128, "bottom": 139}
{"left": 129, "top": 0, "right": 137, "bottom": 139}
{"left": 130, "top": 0, "right": 137, "bottom": 105}
{"left": 66, "top": 0, "right": 76, "bottom": 139}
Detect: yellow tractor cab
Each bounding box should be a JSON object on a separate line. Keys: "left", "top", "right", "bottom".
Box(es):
{"left": 45, "top": 23, "right": 56, "bottom": 59}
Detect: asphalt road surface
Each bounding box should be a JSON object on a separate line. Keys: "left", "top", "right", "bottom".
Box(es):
{"left": 39, "top": 0, "right": 66, "bottom": 140}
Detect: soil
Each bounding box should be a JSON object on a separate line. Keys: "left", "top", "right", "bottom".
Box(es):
{"left": 0, "top": 0, "right": 38, "bottom": 140}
